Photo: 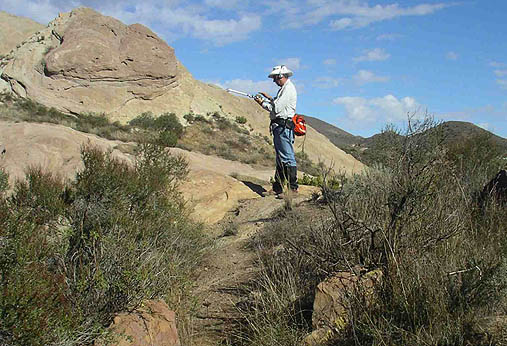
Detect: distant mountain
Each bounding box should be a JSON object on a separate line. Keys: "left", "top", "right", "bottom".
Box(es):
{"left": 306, "top": 117, "right": 506, "bottom": 149}
{"left": 436, "top": 121, "right": 507, "bottom": 150}
{"left": 304, "top": 115, "right": 364, "bottom": 148}
{"left": 304, "top": 117, "right": 507, "bottom": 166}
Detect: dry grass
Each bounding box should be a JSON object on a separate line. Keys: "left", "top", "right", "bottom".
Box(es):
{"left": 177, "top": 114, "right": 276, "bottom": 167}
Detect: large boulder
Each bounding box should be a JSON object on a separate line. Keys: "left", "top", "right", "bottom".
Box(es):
{"left": 1, "top": 8, "right": 178, "bottom": 117}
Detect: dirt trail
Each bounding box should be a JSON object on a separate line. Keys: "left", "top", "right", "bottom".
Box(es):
{"left": 189, "top": 188, "right": 317, "bottom": 345}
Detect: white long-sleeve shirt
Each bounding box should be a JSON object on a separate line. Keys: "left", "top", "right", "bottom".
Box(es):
{"left": 261, "top": 79, "right": 297, "bottom": 120}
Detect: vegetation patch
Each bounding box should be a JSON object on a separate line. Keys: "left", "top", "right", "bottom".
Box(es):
{"left": 228, "top": 116, "right": 507, "bottom": 345}
{"left": 0, "top": 144, "right": 208, "bottom": 345}
{"left": 0, "top": 93, "right": 184, "bottom": 147}
{"left": 177, "top": 112, "right": 277, "bottom": 167}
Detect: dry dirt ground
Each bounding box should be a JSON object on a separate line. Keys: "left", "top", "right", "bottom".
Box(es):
{"left": 187, "top": 187, "right": 318, "bottom": 345}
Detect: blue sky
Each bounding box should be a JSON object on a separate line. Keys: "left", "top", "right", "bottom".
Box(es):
{"left": 1, "top": 0, "right": 506, "bottom": 138}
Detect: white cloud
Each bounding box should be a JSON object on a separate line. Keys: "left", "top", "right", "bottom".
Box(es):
{"left": 275, "top": 1, "right": 452, "bottom": 30}
{"left": 276, "top": 57, "right": 301, "bottom": 71}
{"left": 376, "top": 33, "right": 402, "bottom": 41}
{"left": 494, "top": 70, "right": 507, "bottom": 77}
{"left": 323, "top": 58, "right": 337, "bottom": 66}
{"left": 313, "top": 76, "right": 340, "bottom": 89}
{"left": 333, "top": 94, "right": 421, "bottom": 126}
{"left": 190, "top": 15, "right": 261, "bottom": 45}
{"left": 353, "top": 70, "right": 389, "bottom": 85}
{"left": 354, "top": 48, "right": 390, "bottom": 62}
{"left": 0, "top": 0, "right": 63, "bottom": 24}
{"left": 446, "top": 51, "right": 459, "bottom": 61}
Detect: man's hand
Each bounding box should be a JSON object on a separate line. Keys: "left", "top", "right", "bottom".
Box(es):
{"left": 254, "top": 95, "right": 263, "bottom": 105}
{"left": 259, "top": 92, "right": 272, "bottom": 101}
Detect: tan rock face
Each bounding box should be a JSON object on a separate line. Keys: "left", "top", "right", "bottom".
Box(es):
{"left": 0, "top": 121, "right": 132, "bottom": 187}
{"left": 44, "top": 9, "right": 177, "bottom": 95}
{"left": 2, "top": 8, "right": 178, "bottom": 115}
{"left": 0, "top": 121, "right": 266, "bottom": 224}
{"left": 181, "top": 170, "right": 260, "bottom": 224}
{"left": 99, "top": 300, "right": 180, "bottom": 346}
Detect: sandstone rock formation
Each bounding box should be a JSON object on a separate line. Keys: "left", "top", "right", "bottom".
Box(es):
{"left": 1, "top": 8, "right": 178, "bottom": 117}
{"left": 1, "top": 8, "right": 365, "bottom": 176}
{"left": 0, "top": 11, "right": 44, "bottom": 56}
{"left": 99, "top": 300, "right": 180, "bottom": 346}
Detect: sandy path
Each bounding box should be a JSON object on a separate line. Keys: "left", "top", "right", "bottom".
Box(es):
{"left": 188, "top": 187, "right": 318, "bottom": 345}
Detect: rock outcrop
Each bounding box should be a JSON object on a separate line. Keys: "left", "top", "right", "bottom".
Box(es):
{"left": 0, "top": 121, "right": 264, "bottom": 224}
{"left": 1, "top": 8, "right": 178, "bottom": 117}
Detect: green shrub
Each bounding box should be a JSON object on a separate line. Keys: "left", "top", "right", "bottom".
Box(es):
{"left": 216, "top": 117, "right": 232, "bottom": 130}
{"left": 183, "top": 113, "right": 195, "bottom": 123}
{"left": 154, "top": 112, "right": 183, "bottom": 135}
{"left": 129, "top": 112, "right": 183, "bottom": 147}
{"left": 0, "top": 144, "right": 207, "bottom": 345}
{"left": 235, "top": 116, "right": 247, "bottom": 124}
{"left": 129, "top": 112, "right": 156, "bottom": 129}
{"left": 233, "top": 115, "right": 507, "bottom": 345}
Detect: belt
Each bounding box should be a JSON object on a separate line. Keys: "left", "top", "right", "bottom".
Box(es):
{"left": 270, "top": 117, "right": 294, "bottom": 129}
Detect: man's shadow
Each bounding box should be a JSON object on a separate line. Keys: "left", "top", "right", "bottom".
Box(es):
{"left": 241, "top": 181, "right": 267, "bottom": 197}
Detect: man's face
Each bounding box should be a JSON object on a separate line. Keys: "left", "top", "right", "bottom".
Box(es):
{"left": 273, "top": 75, "right": 287, "bottom": 86}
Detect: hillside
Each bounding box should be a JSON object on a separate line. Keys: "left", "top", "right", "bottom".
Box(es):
{"left": 304, "top": 114, "right": 364, "bottom": 148}
{"left": 436, "top": 121, "right": 507, "bottom": 150}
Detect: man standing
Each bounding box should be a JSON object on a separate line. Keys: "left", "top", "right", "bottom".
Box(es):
{"left": 254, "top": 65, "right": 298, "bottom": 196}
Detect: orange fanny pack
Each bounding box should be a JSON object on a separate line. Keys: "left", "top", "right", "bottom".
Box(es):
{"left": 292, "top": 114, "right": 306, "bottom": 136}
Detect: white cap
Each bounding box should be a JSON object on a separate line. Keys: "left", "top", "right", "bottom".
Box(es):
{"left": 268, "top": 65, "right": 293, "bottom": 78}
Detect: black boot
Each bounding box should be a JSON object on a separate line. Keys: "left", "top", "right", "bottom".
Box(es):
{"left": 288, "top": 166, "right": 298, "bottom": 191}
{"left": 272, "top": 163, "right": 286, "bottom": 194}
